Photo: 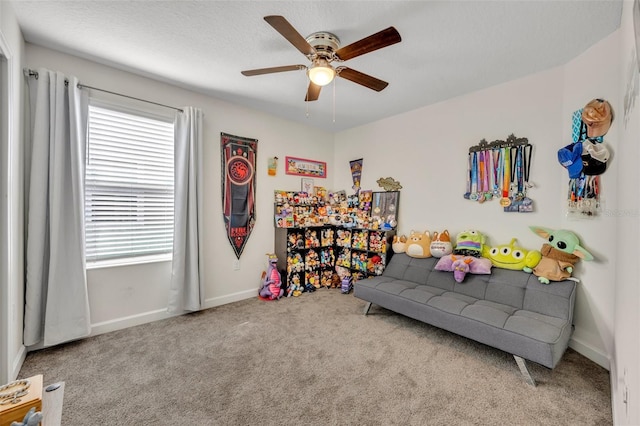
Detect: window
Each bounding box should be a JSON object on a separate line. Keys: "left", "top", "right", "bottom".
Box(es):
{"left": 85, "top": 103, "right": 175, "bottom": 264}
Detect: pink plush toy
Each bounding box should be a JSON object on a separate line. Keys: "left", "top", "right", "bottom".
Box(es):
{"left": 259, "top": 253, "right": 284, "bottom": 300}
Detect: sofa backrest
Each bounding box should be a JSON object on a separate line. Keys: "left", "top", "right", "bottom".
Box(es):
{"left": 382, "top": 253, "right": 576, "bottom": 320}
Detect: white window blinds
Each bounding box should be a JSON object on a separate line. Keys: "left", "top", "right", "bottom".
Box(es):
{"left": 85, "top": 104, "right": 175, "bottom": 263}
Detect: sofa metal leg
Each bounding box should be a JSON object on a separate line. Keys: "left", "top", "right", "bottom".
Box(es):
{"left": 363, "top": 302, "right": 372, "bottom": 316}
{"left": 514, "top": 355, "right": 537, "bottom": 387}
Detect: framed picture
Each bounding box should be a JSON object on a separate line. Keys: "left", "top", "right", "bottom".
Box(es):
{"left": 301, "top": 178, "right": 314, "bottom": 194}
{"left": 285, "top": 156, "right": 327, "bottom": 178}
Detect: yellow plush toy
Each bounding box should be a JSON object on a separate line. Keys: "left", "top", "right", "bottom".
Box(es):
{"left": 482, "top": 238, "right": 541, "bottom": 271}
{"left": 405, "top": 230, "right": 432, "bottom": 258}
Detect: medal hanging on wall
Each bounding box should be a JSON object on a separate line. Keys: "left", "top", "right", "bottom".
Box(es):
{"left": 503, "top": 144, "right": 534, "bottom": 212}
{"left": 464, "top": 135, "right": 534, "bottom": 213}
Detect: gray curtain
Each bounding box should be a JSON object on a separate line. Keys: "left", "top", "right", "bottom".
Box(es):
{"left": 168, "top": 107, "right": 204, "bottom": 312}
{"left": 24, "top": 68, "right": 91, "bottom": 346}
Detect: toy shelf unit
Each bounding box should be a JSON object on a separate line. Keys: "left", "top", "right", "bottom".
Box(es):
{"left": 274, "top": 189, "right": 400, "bottom": 286}
{"left": 274, "top": 226, "right": 335, "bottom": 290}
{"left": 347, "top": 228, "right": 396, "bottom": 280}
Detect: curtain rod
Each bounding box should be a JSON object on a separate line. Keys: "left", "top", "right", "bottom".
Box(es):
{"left": 25, "top": 68, "right": 183, "bottom": 113}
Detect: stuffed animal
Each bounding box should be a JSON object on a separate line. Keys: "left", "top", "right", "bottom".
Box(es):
{"left": 287, "top": 274, "right": 303, "bottom": 297}
{"left": 259, "top": 253, "right": 284, "bottom": 300}
{"left": 392, "top": 234, "right": 407, "bottom": 253}
{"left": 405, "top": 230, "right": 432, "bottom": 258}
{"left": 330, "top": 272, "right": 341, "bottom": 289}
{"left": 435, "top": 254, "right": 492, "bottom": 283}
{"left": 482, "top": 238, "right": 542, "bottom": 271}
{"left": 529, "top": 226, "right": 594, "bottom": 284}
{"left": 341, "top": 275, "right": 354, "bottom": 294}
{"left": 453, "top": 229, "right": 486, "bottom": 258}
{"left": 430, "top": 230, "right": 453, "bottom": 258}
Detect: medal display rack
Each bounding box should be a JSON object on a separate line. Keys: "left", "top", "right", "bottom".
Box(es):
{"left": 464, "top": 134, "right": 534, "bottom": 213}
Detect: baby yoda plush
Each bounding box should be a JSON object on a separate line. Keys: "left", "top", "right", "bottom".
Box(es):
{"left": 529, "top": 226, "right": 593, "bottom": 284}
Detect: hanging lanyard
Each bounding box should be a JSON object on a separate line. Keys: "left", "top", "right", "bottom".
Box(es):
{"left": 523, "top": 144, "right": 532, "bottom": 190}
{"left": 465, "top": 152, "right": 472, "bottom": 198}
{"left": 501, "top": 147, "right": 511, "bottom": 206}
{"left": 477, "top": 151, "right": 485, "bottom": 203}
{"left": 470, "top": 151, "right": 478, "bottom": 200}
{"left": 485, "top": 149, "right": 493, "bottom": 199}
{"left": 492, "top": 149, "right": 500, "bottom": 195}
{"left": 516, "top": 146, "right": 523, "bottom": 196}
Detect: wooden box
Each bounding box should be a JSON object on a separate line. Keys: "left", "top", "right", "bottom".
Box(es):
{"left": 0, "top": 374, "right": 43, "bottom": 426}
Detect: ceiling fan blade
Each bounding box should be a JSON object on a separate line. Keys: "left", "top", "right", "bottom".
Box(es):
{"left": 264, "top": 15, "right": 316, "bottom": 57}
{"left": 305, "top": 82, "right": 321, "bottom": 102}
{"left": 335, "top": 27, "right": 401, "bottom": 61}
{"left": 337, "top": 67, "right": 389, "bottom": 91}
{"left": 241, "top": 65, "right": 306, "bottom": 76}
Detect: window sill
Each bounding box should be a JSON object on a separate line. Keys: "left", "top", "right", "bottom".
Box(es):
{"left": 86, "top": 253, "right": 172, "bottom": 270}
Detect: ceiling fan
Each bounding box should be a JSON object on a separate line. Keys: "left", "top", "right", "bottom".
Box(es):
{"left": 241, "top": 15, "right": 401, "bottom": 102}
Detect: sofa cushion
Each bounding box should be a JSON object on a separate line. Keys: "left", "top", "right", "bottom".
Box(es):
{"left": 427, "top": 292, "right": 477, "bottom": 315}
{"left": 504, "top": 311, "right": 567, "bottom": 343}
{"left": 399, "top": 286, "right": 445, "bottom": 304}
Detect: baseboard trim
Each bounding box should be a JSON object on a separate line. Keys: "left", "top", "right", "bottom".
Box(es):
{"left": 11, "top": 344, "right": 26, "bottom": 380}
{"left": 203, "top": 288, "right": 259, "bottom": 309}
{"left": 90, "top": 288, "right": 258, "bottom": 337}
{"left": 569, "top": 336, "right": 610, "bottom": 370}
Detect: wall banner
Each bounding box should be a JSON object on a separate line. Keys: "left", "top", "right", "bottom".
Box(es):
{"left": 221, "top": 132, "right": 258, "bottom": 259}
{"left": 350, "top": 158, "right": 363, "bottom": 194}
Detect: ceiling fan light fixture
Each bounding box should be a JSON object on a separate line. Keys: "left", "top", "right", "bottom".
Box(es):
{"left": 307, "top": 58, "right": 335, "bottom": 86}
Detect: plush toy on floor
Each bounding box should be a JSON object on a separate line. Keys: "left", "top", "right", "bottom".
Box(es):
{"left": 259, "top": 253, "right": 284, "bottom": 300}
{"left": 529, "top": 226, "right": 593, "bottom": 284}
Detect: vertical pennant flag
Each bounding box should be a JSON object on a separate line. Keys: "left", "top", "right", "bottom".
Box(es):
{"left": 221, "top": 132, "right": 258, "bottom": 258}
{"left": 350, "top": 158, "right": 363, "bottom": 194}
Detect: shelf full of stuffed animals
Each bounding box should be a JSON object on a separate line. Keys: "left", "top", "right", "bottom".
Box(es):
{"left": 274, "top": 189, "right": 399, "bottom": 231}
{"left": 274, "top": 225, "right": 395, "bottom": 297}
{"left": 392, "top": 227, "right": 593, "bottom": 285}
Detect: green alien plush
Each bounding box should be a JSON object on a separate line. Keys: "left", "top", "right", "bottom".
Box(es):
{"left": 529, "top": 226, "right": 593, "bottom": 284}
{"left": 482, "top": 238, "right": 541, "bottom": 271}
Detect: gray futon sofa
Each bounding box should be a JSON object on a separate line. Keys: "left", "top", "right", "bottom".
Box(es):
{"left": 354, "top": 253, "right": 577, "bottom": 385}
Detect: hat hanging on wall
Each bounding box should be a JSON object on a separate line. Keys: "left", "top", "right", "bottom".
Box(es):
{"left": 581, "top": 98, "right": 613, "bottom": 138}
{"left": 558, "top": 141, "right": 584, "bottom": 179}
{"left": 581, "top": 140, "right": 610, "bottom": 176}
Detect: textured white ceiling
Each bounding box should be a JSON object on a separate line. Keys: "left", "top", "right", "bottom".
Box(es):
{"left": 10, "top": 0, "right": 623, "bottom": 132}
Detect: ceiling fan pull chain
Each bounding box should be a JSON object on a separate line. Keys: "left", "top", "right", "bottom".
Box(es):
{"left": 332, "top": 78, "right": 336, "bottom": 123}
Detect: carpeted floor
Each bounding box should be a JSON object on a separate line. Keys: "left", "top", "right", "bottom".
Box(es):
{"left": 18, "top": 289, "right": 612, "bottom": 425}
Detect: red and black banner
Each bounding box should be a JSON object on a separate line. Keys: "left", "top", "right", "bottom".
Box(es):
{"left": 221, "top": 132, "right": 257, "bottom": 259}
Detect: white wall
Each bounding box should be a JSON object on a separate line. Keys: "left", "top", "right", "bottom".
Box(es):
{"left": 561, "top": 29, "right": 620, "bottom": 374}
{"left": 0, "top": 1, "right": 25, "bottom": 383}
{"left": 24, "top": 44, "right": 335, "bottom": 335}
{"left": 334, "top": 40, "right": 619, "bottom": 370}
{"left": 611, "top": 1, "right": 640, "bottom": 424}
